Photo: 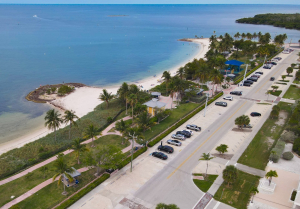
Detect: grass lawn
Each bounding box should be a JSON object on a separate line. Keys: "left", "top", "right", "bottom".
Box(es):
{"left": 293, "top": 79, "right": 300, "bottom": 84}
{"left": 256, "top": 103, "right": 272, "bottom": 105}
{"left": 283, "top": 85, "right": 300, "bottom": 100}
{"left": 278, "top": 80, "right": 290, "bottom": 82}
{"left": 0, "top": 135, "right": 128, "bottom": 208}
{"left": 214, "top": 170, "right": 260, "bottom": 209}
{"left": 143, "top": 102, "right": 200, "bottom": 140}
{"left": 193, "top": 174, "right": 218, "bottom": 192}
{"left": 275, "top": 82, "right": 287, "bottom": 85}
{"left": 238, "top": 102, "right": 292, "bottom": 170}
{"left": 16, "top": 168, "right": 99, "bottom": 209}
{"left": 269, "top": 90, "right": 282, "bottom": 97}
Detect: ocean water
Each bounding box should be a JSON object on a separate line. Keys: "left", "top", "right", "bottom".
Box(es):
{"left": 0, "top": 4, "right": 300, "bottom": 144}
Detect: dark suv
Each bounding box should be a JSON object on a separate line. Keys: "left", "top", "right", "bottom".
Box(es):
{"left": 176, "top": 130, "right": 191, "bottom": 138}
{"left": 244, "top": 80, "right": 253, "bottom": 84}
{"left": 250, "top": 112, "right": 261, "bottom": 117}
{"left": 152, "top": 152, "right": 168, "bottom": 160}
{"left": 215, "top": 102, "right": 227, "bottom": 107}
{"left": 230, "top": 91, "right": 242, "bottom": 95}
{"left": 158, "top": 145, "right": 174, "bottom": 153}
{"left": 270, "top": 77, "right": 275, "bottom": 81}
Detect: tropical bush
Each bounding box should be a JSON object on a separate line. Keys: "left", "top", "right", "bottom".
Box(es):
{"left": 282, "top": 152, "right": 294, "bottom": 160}
{"left": 293, "top": 138, "right": 300, "bottom": 155}
{"left": 57, "top": 85, "right": 74, "bottom": 96}
{"left": 270, "top": 141, "right": 285, "bottom": 163}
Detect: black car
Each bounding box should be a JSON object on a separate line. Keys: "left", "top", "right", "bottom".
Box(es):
{"left": 242, "top": 82, "right": 251, "bottom": 87}
{"left": 176, "top": 130, "right": 191, "bottom": 138}
{"left": 243, "top": 80, "right": 253, "bottom": 84}
{"left": 270, "top": 77, "right": 275, "bottom": 81}
{"left": 255, "top": 71, "right": 263, "bottom": 75}
{"left": 215, "top": 101, "right": 227, "bottom": 107}
{"left": 247, "top": 77, "right": 258, "bottom": 82}
{"left": 230, "top": 91, "right": 242, "bottom": 95}
{"left": 267, "top": 61, "right": 277, "bottom": 65}
{"left": 152, "top": 152, "right": 168, "bottom": 160}
{"left": 158, "top": 145, "right": 174, "bottom": 153}
{"left": 106, "top": 168, "right": 116, "bottom": 174}
{"left": 250, "top": 112, "right": 261, "bottom": 117}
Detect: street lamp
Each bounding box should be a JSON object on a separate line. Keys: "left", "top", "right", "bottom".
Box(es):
{"left": 128, "top": 132, "right": 136, "bottom": 172}
{"left": 242, "top": 64, "right": 248, "bottom": 85}
{"left": 204, "top": 93, "right": 209, "bottom": 117}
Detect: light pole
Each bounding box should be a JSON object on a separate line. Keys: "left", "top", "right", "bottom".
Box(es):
{"left": 128, "top": 132, "right": 136, "bottom": 172}
{"left": 204, "top": 93, "right": 209, "bottom": 117}
{"left": 242, "top": 64, "right": 248, "bottom": 84}
{"left": 262, "top": 55, "right": 267, "bottom": 72}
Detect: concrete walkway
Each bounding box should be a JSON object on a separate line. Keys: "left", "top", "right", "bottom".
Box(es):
{"left": 0, "top": 116, "right": 132, "bottom": 186}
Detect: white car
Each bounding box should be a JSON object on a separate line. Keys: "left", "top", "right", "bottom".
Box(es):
{"left": 223, "top": 96, "right": 233, "bottom": 101}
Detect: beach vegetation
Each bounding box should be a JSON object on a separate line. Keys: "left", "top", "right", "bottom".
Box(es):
{"left": 70, "top": 138, "right": 89, "bottom": 164}
{"left": 57, "top": 85, "right": 73, "bottom": 96}
{"left": 99, "top": 89, "right": 114, "bottom": 108}
{"left": 45, "top": 109, "right": 63, "bottom": 142}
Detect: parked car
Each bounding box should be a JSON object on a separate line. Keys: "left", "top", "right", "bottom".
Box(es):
{"left": 250, "top": 112, "right": 261, "bottom": 117}
{"left": 158, "top": 145, "right": 174, "bottom": 153}
{"left": 167, "top": 139, "right": 182, "bottom": 146}
{"left": 243, "top": 124, "right": 253, "bottom": 128}
{"left": 270, "top": 77, "right": 275, "bottom": 81}
{"left": 243, "top": 80, "right": 253, "bottom": 84}
{"left": 215, "top": 101, "right": 227, "bottom": 107}
{"left": 230, "top": 91, "right": 242, "bottom": 95}
{"left": 274, "top": 57, "right": 282, "bottom": 60}
{"left": 247, "top": 77, "right": 258, "bottom": 82}
{"left": 263, "top": 64, "right": 273, "bottom": 69}
{"left": 176, "top": 131, "right": 191, "bottom": 138}
{"left": 181, "top": 129, "right": 193, "bottom": 136}
{"left": 223, "top": 96, "right": 233, "bottom": 101}
{"left": 152, "top": 152, "right": 168, "bottom": 160}
{"left": 267, "top": 61, "right": 277, "bottom": 65}
{"left": 255, "top": 71, "right": 263, "bottom": 75}
{"left": 242, "top": 82, "right": 251, "bottom": 87}
{"left": 251, "top": 74, "right": 260, "bottom": 78}
{"left": 186, "top": 124, "right": 201, "bottom": 131}
{"left": 171, "top": 134, "right": 186, "bottom": 140}
{"left": 106, "top": 168, "right": 116, "bottom": 174}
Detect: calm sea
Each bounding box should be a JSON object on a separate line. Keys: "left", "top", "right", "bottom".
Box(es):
{"left": 0, "top": 4, "right": 300, "bottom": 144}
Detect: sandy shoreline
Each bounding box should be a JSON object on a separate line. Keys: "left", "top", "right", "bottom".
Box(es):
{"left": 0, "top": 38, "right": 210, "bottom": 155}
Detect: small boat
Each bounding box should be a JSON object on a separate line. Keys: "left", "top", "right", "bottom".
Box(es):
{"left": 33, "top": 15, "right": 37, "bottom": 18}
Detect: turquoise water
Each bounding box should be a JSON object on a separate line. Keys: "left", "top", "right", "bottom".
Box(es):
{"left": 0, "top": 4, "right": 300, "bottom": 144}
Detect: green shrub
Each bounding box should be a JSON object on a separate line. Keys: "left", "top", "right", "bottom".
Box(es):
{"left": 270, "top": 141, "right": 285, "bottom": 163}
{"left": 57, "top": 85, "right": 73, "bottom": 96}
{"left": 293, "top": 138, "right": 300, "bottom": 155}
{"left": 107, "top": 117, "right": 113, "bottom": 123}
{"left": 147, "top": 92, "right": 224, "bottom": 147}
{"left": 282, "top": 152, "right": 294, "bottom": 160}
{"left": 56, "top": 173, "right": 110, "bottom": 209}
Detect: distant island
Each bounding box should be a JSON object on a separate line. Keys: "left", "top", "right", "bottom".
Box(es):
{"left": 108, "top": 15, "right": 128, "bottom": 17}
{"left": 236, "top": 13, "right": 300, "bottom": 30}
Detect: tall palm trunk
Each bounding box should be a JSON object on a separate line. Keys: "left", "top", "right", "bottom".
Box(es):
{"left": 77, "top": 154, "right": 80, "bottom": 164}
{"left": 69, "top": 123, "right": 72, "bottom": 140}
{"left": 269, "top": 177, "right": 272, "bottom": 186}
{"left": 125, "top": 101, "right": 128, "bottom": 115}
{"left": 206, "top": 161, "right": 208, "bottom": 178}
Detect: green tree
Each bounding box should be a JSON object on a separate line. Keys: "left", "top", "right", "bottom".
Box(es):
{"left": 177, "top": 67, "right": 185, "bottom": 80}
{"left": 84, "top": 145, "right": 124, "bottom": 176}
{"left": 223, "top": 165, "right": 238, "bottom": 187}
{"left": 199, "top": 153, "right": 214, "bottom": 178}
{"left": 117, "top": 82, "right": 130, "bottom": 115}
{"left": 115, "top": 119, "right": 129, "bottom": 144}
{"left": 234, "top": 32, "right": 240, "bottom": 40}
{"left": 83, "top": 124, "right": 99, "bottom": 147}
{"left": 40, "top": 166, "right": 48, "bottom": 179}
{"left": 235, "top": 115, "right": 250, "bottom": 129}
{"left": 44, "top": 109, "right": 63, "bottom": 142}
{"left": 70, "top": 138, "right": 89, "bottom": 164}
{"left": 156, "top": 203, "right": 180, "bottom": 209}
{"left": 162, "top": 71, "right": 171, "bottom": 93}
{"left": 52, "top": 155, "right": 75, "bottom": 195}
{"left": 99, "top": 89, "right": 114, "bottom": 108}
{"left": 241, "top": 32, "right": 246, "bottom": 40}
{"left": 249, "top": 187, "right": 259, "bottom": 203}
{"left": 216, "top": 144, "right": 228, "bottom": 155}
{"left": 137, "top": 112, "right": 154, "bottom": 132}
{"left": 168, "top": 82, "right": 176, "bottom": 109}
{"left": 265, "top": 170, "right": 278, "bottom": 186}
{"left": 63, "top": 110, "right": 79, "bottom": 140}
{"left": 128, "top": 94, "right": 138, "bottom": 119}
{"left": 271, "top": 85, "right": 279, "bottom": 91}
{"left": 286, "top": 67, "right": 293, "bottom": 76}
{"left": 281, "top": 75, "right": 287, "bottom": 81}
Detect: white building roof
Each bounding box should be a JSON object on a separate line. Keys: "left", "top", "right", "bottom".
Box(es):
{"left": 144, "top": 99, "right": 166, "bottom": 108}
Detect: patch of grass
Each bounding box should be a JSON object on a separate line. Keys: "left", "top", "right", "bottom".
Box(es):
{"left": 268, "top": 90, "right": 282, "bottom": 96}
{"left": 293, "top": 79, "right": 300, "bottom": 84}
{"left": 283, "top": 85, "right": 300, "bottom": 100}
{"left": 0, "top": 135, "right": 128, "bottom": 207}
{"left": 278, "top": 80, "right": 290, "bottom": 82}
{"left": 144, "top": 102, "right": 200, "bottom": 140}
{"left": 256, "top": 103, "right": 272, "bottom": 105}
{"left": 214, "top": 170, "right": 260, "bottom": 209}
{"left": 275, "top": 82, "right": 288, "bottom": 85}
{"left": 201, "top": 85, "right": 209, "bottom": 91}
{"left": 193, "top": 174, "right": 218, "bottom": 192}
{"left": 16, "top": 168, "right": 98, "bottom": 209}
{"left": 238, "top": 102, "right": 292, "bottom": 170}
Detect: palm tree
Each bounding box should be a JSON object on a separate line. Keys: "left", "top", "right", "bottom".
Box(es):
{"left": 199, "top": 153, "right": 214, "bottom": 178}
{"left": 70, "top": 138, "right": 89, "bottom": 164}
{"left": 117, "top": 82, "right": 129, "bottom": 115}
{"left": 84, "top": 124, "right": 98, "bottom": 147}
{"left": 128, "top": 94, "right": 137, "bottom": 119}
{"left": 137, "top": 112, "right": 154, "bottom": 131}
{"left": 252, "top": 32, "right": 258, "bottom": 40}
{"left": 168, "top": 82, "right": 176, "bottom": 109}
{"left": 223, "top": 165, "right": 238, "bottom": 187}
{"left": 162, "top": 71, "right": 171, "bottom": 93}
{"left": 210, "top": 69, "right": 223, "bottom": 95}
{"left": 246, "top": 32, "right": 252, "bottom": 40}
{"left": 249, "top": 187, "right": 259, "bottom": 203}
{"left": 265, "top": 170, "right": 278, "bottom": 186}
{"left": 234, "top": 32, "right": 240, "bottom": 40}
{"left": 63, "top": 110, "right": 79, "bottom": 140}
{"left": 99, "top": 89, "right": 114, "bottom": 108}
{"left": 241, "top": 33, "right": 246, "bottom": 40}
{"left": 52, "top": 156, "right": 74, "bottom": 195}
{"left": 115, "top": 119, "right": 129, "bottom": 144}
{"left": 45, "top": 109, "right": 63, "bottom": 142}
{"left": 235, "top": 115, "right": 250, "bottom": 129}
{"left": 177, "top": 67, "right": 185, "bottom": 80}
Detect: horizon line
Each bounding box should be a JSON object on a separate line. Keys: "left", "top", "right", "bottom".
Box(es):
{"left": 1, "top": 3, "right": 300, "bottom": 5}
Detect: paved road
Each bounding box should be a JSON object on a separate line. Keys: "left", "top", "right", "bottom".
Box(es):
{"left": 133, "top": 50, "right": 299, "bottom": 209}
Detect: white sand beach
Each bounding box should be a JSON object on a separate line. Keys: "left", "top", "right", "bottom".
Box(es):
{"left": 0, "top": 38, "right": 210, "bottom": 154}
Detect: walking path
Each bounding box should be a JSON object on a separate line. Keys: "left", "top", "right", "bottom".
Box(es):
{"left": 1, "top": 117, "right": 134, "bottom": 209}
{"left": 0, "top": 116, "right": 132, "bottom": 186}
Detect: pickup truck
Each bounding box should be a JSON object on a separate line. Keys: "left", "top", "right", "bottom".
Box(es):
{"left": 186, "top": 124, "right": 201, "bottom": 131}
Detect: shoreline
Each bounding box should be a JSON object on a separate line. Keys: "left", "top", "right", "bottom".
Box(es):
{"left": 0, "top": 38, "right": 210, "bottom": 155}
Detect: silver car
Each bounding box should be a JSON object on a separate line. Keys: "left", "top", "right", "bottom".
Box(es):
{"left": 167, "top": 139, "right": 182, "bottom": 146}
{"left": 186, "top": 124, "right": 201, "bottom": 131}
{"left": 223, "top": 96, "right": 233, "bottom": 101}
{"left": 171, "top": 134, "right": 186, "bottom": 140}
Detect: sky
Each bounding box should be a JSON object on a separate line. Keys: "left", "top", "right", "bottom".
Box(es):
{"left": 0, "top": 0, "right": 299, "bottom": 4}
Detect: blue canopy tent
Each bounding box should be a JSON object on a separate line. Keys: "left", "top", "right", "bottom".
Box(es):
{"left": 225, "top": 60, "right": 244, "bottom": 76}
